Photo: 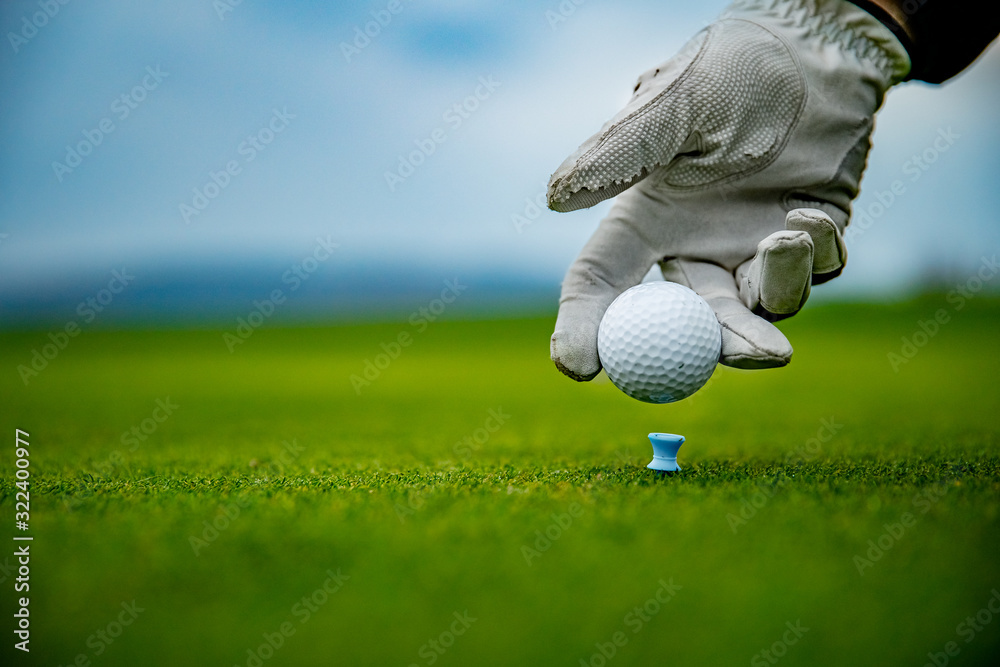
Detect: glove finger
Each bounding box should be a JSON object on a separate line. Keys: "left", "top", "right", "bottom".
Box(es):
{"left": 551, "top": 205, "right": 665, "bottom": 381}
{"left": 661, "top": 259, "right": 793, "bottom": 369}
{"left": 786, "top": 208, "right": 847, "bottom": 285}
{"left": 735, "top": 230, "right": 814, "bottom": 322}
{"left": 546, "top": 31, "right": 708, "bottom": 213}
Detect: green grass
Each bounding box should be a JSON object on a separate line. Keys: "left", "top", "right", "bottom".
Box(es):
{"left": 2, "top": 297, "right": 999, "bottom": 666}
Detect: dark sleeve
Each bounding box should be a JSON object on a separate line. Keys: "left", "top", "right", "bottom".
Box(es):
{"left": 849, "top": 0, "right": 1000, "bottom": 83}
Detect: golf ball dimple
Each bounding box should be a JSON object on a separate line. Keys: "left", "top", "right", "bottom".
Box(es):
{"left": 597, "top": 282, "right": 722, "bottom": 403}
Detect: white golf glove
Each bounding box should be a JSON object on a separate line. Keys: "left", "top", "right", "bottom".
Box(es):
{"left": 548, "top": 0, "right": 910, "bottom": 380}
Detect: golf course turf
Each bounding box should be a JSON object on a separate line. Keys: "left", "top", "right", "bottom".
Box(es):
{"left": 2, "top": 296, "right": 998, "bottom": 666}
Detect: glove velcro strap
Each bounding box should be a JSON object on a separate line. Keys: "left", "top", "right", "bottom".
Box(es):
{"left": 723, "top": 0, "right": 911, "bottom": 85}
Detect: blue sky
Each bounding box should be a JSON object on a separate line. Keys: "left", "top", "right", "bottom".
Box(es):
{"left": 1, "top": 0, "right": 998, "bottom": 320}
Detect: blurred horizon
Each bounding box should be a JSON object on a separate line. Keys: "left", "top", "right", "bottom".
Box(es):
{"left": 2, "top": 0, "right": 999, "bottom": 329}
{"left": 2, "top": 261, "right": 997, "bottom": 330}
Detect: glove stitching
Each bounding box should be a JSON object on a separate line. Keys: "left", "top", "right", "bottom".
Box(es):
{"left": 561, "top": 29, "right": 712, "bottom": 201}
{"left": 719, "top": 320, "right": 775, "bottom": 356}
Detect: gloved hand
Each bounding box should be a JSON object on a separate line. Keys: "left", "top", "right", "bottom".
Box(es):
{"left": 548, "top": 0, "right": 910, "bottom": 380}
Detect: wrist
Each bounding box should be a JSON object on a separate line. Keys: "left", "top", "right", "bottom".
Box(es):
{"left": 848, "top": 0, "right": 1000, "bottom": 82}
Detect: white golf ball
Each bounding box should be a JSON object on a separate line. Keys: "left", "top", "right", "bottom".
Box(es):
{"left": 597, "top": 282, "right": 721, "bottom": 404}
